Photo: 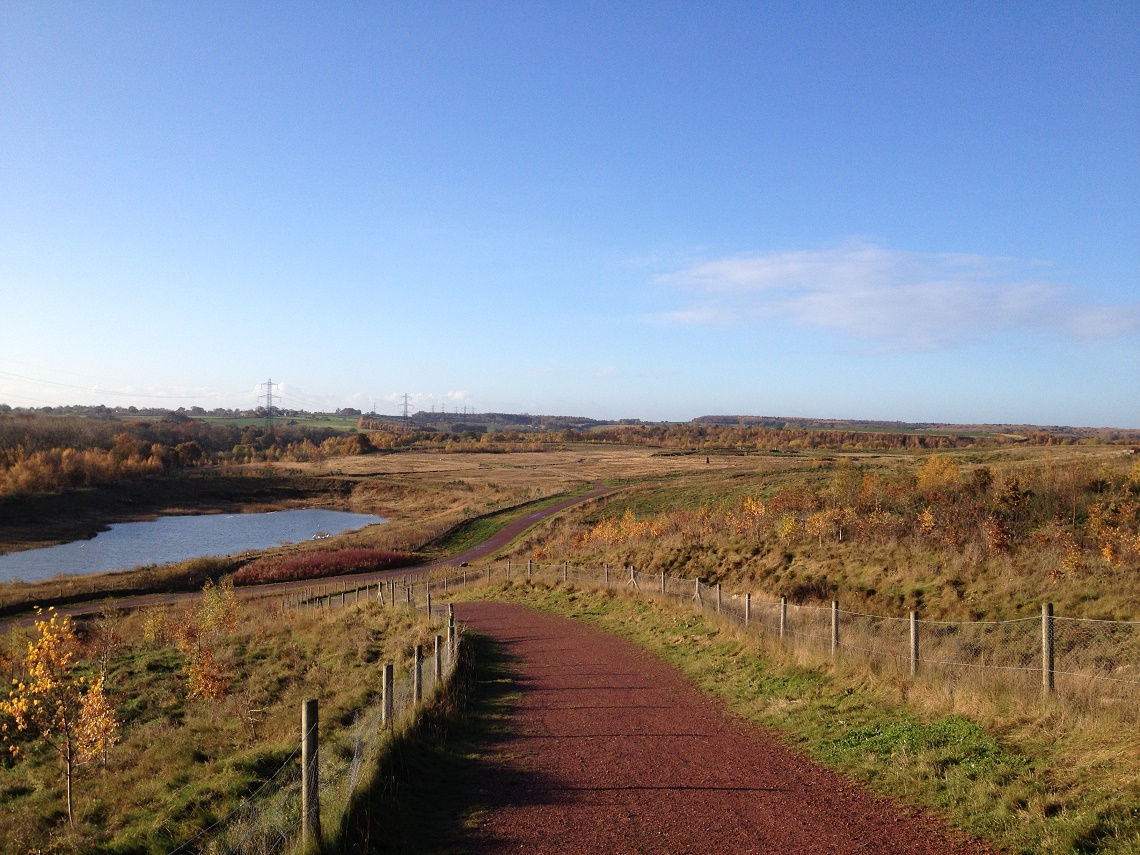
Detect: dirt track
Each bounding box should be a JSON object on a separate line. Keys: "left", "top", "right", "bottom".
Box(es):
{"left": 453, "top": 602, "right": 997, "bottom": 855}
{"left": 427, "top": 481, "right": 621, "bottom": 568}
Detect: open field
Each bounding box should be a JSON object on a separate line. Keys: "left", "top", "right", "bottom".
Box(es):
{"left": 3, "top": 442, "right": 1136, "bottom": 622}
{"left": 498, "top": 444, "right": 1140, "bottom": 622}
{"left": 194, "top": 414, "right": 365, "bottom": 430}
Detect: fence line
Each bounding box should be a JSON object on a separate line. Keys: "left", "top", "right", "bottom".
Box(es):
{"left": 166, "top": 558, "right": 1135, "bottom": 850}
{"left": 166, "top": 603, "right": 460, "bottom": 855}
{"left": 294, "top": 562, "right": 1139, "bottom": 697}
{"left": 336, "top": 559, "right": 1138, "bottom": 718}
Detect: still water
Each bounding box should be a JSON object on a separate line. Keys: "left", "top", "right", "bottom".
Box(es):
{"left": 0, "top": 509, "right": 386, "bottom": 583}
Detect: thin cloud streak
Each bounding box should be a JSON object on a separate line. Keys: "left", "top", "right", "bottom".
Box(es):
{"left": 655, "top": 243, "right": 1140, "bottom": 351}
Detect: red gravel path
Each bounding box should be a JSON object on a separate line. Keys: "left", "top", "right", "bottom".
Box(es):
{"left": 453, "top": 601, "right": 998, "bottom": 855}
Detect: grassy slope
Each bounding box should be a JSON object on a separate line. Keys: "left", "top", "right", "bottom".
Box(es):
{"left": 461, "top": 582, "right": 1140, "bottom": 855}
{"left": 334, "top": 631, "right": 520, "bottom": 854}
{"left": 431, "top": 487, "right": 592, "bottom": 557}
{"left": 507, "top": 448, "right": 1140, "bottom": 622}
{"left": 0, "top": 598, "right": 439, "bottom": 854}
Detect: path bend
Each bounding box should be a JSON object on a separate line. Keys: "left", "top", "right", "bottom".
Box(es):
{"left": 452, "top": 601, "right": 997, "bottom": 855}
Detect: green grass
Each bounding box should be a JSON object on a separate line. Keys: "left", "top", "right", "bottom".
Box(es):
{"left": 432, "top": 487, "right": 592, "bottom": 556}
{"left": 460, "top": 582, "right": 1140, "bottom": 854}
{"left": 0, "top": 597, "right": 442, "bottom": 854}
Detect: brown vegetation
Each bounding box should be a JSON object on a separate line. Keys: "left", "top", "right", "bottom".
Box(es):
{"left": 513, "top": 450, "right": 1140, "bottom": 620}
{"left": 232, "top": 548, "right": 414, "bottom": 585}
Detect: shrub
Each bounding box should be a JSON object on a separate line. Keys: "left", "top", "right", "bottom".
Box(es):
{"left": 232, "top": 549, "right": 414, "bottom": 585}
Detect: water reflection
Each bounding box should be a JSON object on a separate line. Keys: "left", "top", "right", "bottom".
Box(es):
{"left": 0, "top": 509, "right": 386, "bottom": 583}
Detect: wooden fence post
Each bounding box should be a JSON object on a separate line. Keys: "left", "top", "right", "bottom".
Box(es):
{"left": 604, "top": 564, "right": 609, "bottom": 586}
{"left": 563, "top": 561, "right": 568, "bottom": 582}
{"left": 660, "top": 571, "right": 666, "bottom": 594}
{"left": 909, "top": 611, "right": 919, "bottom": 676}
{"left": 717, "top": 583, "right": 722, "bottom": 614}
{"left": 426, "top": 591, "right": 432, "bottom": 620}
{"left": 301, "top": 699, "right": 321, "bottom": 846}
{"left": 745, "top": 592, "right": 751, "bottom": 627}
{"left": 527, "top": 559, "right": 532, "bottom": 579}
{"left": 831, "top": 600, "right": 840, "bottom": 657}
{"left": 447, "top": 620, "right": 456, "bottom": 658}
{"left": 382, "top": 663, "right": 394, "bottom": 729}
{"left": 694, "top": 578, "right": 702, "bottom": 605}
{"left": 1042, "top": 602, "right": 1055, "bottom": 694}
{"left": 779, "top": 596, "right": 787, "bottom": 638}
{"left": 414, "top": 645, "right": 424, "bottom": 704}
{"left": 435, "top": 635, "right": 443, "bottom": 680}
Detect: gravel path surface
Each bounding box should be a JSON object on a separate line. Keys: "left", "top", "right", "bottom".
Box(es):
{"left": 454, "top": 601, "right": 998, "bottom": 855}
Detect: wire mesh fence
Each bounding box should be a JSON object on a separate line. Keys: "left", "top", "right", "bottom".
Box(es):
{"left": 155, "top": 554, "right": 1135, "bottom": 852}
{"left": 166, "top": 603, "right": 459, "bottom": 855}
{"left": 403, "top": 558, "right": 1138, "bottom": 720}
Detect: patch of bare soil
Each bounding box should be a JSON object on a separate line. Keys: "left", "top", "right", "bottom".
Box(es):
{"left": 453, "top": 602, "right": 999, "bottom": 855}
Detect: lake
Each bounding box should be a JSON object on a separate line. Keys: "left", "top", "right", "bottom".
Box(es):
{"left": 0, "top": 509, "right": 387, "bottom": 583}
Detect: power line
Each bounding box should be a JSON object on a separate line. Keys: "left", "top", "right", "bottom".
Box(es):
{"left": 259, "top": 379, "right": 280, "bottom": 429}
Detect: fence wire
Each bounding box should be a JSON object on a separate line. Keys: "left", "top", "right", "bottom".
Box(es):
{"left": 168, "top": 597, "right": 459, "bottom": 855}
{"left": 422, "top": 559, "right": 1139, "bottom": 709}
{"left": 205, "top": 558, "right": 1136, "bottom": 853}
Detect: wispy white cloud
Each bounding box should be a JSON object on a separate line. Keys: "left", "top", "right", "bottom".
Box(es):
{"left": 654, "top": 242, "right": 1140, "bottom": 351}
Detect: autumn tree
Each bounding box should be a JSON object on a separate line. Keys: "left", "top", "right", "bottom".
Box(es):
{"left": 0, "top": 610, "right": 118, "bottom": 823}
{"left": 916, "top": 454, "right": 961, "bottom": 497}
{"left": 171, "top": 580, "right": 238, "bottom": 700}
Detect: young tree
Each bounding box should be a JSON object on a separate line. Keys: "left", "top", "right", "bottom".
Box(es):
{"left": 0, "top": 610, "right": 117, "bottom": 823}
{"left": 171, "top": 580, "right": 238, "bottom": 700}
{"left": 77, "top": 672, "right": 117, "bottom": 770}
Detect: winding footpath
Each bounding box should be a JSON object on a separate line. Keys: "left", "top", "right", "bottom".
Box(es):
{"left": 9, "top": 483, "right": 1000, "bottom": 851}
{"left": 452, "top": 602, "right": 997, "bottom": 855}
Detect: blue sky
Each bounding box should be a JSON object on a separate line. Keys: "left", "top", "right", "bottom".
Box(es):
{"left": 1, "top": 2, "right": 1137, "bottom": 426}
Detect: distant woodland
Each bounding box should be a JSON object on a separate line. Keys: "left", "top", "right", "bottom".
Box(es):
{"left": 2, "top": 407, "right": 1138, "bottom": 501}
